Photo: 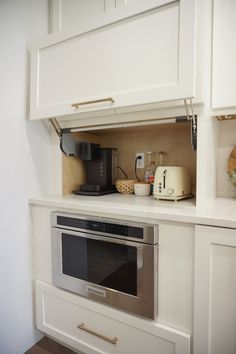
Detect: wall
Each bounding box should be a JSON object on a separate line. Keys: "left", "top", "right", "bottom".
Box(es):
{"left": 0, "top": 1, "right": 50, "bottom": 354}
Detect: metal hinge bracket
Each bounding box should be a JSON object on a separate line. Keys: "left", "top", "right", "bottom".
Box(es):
{"left": 184, "top": 98, "right": 197, "bottom": 152}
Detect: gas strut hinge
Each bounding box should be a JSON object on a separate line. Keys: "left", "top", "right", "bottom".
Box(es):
{"left": 50, "top": 118, "right": 62, "bottom": 137}
{"left": 184, "top": 98, "right": 197, "bottom": 152}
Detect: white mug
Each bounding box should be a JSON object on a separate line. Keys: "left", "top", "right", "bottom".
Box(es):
{"left": 134, "top": 183, "right": 150, "bottom": 196}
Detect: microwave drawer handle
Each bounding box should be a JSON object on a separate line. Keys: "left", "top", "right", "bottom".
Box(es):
{"left": 71, "top": 97, "right": 115, "bottom": 109}
{"left": 77, "top": 322, "right": 118, "bottom": 345}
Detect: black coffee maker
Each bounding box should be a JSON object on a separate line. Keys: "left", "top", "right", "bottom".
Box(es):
{"left": 59, "top": 133, "right": 117, "bottom": 196}
{"left": 74, "top": 143, "right": 117, "bottom": 196}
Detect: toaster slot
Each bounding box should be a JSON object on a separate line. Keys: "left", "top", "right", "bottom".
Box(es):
{"left": 163, "top": 170, "right": 167, "bottom": 189}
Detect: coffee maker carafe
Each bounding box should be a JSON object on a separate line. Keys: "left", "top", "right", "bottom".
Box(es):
{"left": 73, "top": 143, "right": 118, "bottom": 196}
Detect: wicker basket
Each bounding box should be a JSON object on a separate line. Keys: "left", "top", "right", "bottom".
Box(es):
{"left": 115, "top": 179, "right": 138, "bottom": 194}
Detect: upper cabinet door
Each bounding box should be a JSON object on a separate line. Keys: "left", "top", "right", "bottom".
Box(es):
{"left": 50, "top": 0, "right": 115, "bottom": 32}
{"left": 212, "top": 0, "right": 236, "bottom": 109}
{"left": 30, "top": 0, "right": 196, "bottom": 120}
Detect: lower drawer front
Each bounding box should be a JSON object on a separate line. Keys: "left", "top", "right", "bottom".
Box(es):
{"left": 36, "top": 281, "right": 190, "bottom": 354}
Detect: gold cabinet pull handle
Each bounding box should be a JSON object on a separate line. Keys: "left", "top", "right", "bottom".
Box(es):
{"left": 77, "top": 322, "right": 118, "bottom": 345}
{"left": 72, "top": 97, "right": 115, "bottom": 109}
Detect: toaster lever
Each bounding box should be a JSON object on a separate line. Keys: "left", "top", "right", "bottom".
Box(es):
{"left": 163, "top": 170, "right": 167, "bottom": 189}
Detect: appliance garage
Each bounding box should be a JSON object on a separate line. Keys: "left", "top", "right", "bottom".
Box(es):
{"left": 51, "top": 211, "right": 158, "bottom": 319}
{"left": 51, "top": 116, "right": 197, "bottom": 200}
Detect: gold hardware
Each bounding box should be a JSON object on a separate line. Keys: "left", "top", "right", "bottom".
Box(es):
{"left": 216, "top": 115, "right": 236, "bottom": 121}
{"left": 77, "top": 322, "right": 118, "bottom": 345}
{"left": 71, "top": 97, "right": 115, "bottom": 109}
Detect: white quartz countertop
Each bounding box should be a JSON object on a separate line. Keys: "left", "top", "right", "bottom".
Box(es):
{"left": 29, "top": 194, "right": 236, "bottom": 228}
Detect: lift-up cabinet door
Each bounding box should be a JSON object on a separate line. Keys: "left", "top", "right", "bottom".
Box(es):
{"left": 30, "top": 0, "right": 196, "bottom": 120}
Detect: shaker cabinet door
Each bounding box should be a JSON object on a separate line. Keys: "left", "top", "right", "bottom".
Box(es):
{"left": 194, "top": 225, "right": 236, "bottom": 354}
{"left": 50, "top": 0, "right": 114, "bottom": 32}
{"left": 30, "top": 0, "right": 196, "bottom": 120}
{"left": 212, "top": 0, "right": 236, "bottom": 109}
{"left": 35, "top": 281, "right": 191, "bottom": 354}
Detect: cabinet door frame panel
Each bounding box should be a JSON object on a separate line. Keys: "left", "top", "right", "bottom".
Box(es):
{"left": 194, "top": 225, "right": 236, "bottom": 354}
{"left": 212, "top": 0, "right": 236, "bottom": 109}
{"left": 36, "top": 280, "right": 191, "bottom": 354}
{"left": 30, "top": 0, "right": 196, "bottom": 120}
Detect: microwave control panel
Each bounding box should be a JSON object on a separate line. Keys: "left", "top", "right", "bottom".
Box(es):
{"left": 57, "top": 215, "right": 144, "bottom": 239}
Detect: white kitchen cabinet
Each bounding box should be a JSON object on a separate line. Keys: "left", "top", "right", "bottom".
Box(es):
{"left": 30, "top": 204, "right": 194, "bottom": 353}
{"left": 115, "top": 0, "right": 137, "bottom": 7}
{"left": 50, "top": 0, "right": 115, "bottom": 32}
{"left": 30, "top": 0, "right": 196, "bottom": 120}
{"left": 31, "top": 204, "right": 194, "bottom": 333}
{"left": 193, "top": 225, "right": 236, "bottom": 354}
{"left": 212, "top": 0, "right": 236, "bottom": 110}
{"left": 36, "top": 281, "right": 191, "bottom": 354}
{"left": 50, "top": 1, "right": 143, "bottom": 33}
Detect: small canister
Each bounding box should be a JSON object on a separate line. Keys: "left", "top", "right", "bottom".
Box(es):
{"left": 134, "top": 182, "right": 151, "bottom": 196}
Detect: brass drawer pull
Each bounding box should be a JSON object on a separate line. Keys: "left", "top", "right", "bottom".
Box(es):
{"left": 72, "top": 97, "right": 115, "bottom": 109}
{"left": 77, "top": 322, "right": 118, "bottom": 345}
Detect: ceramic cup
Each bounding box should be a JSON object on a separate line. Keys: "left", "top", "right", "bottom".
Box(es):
{"left": 134, "top": 182, "right": 151, "bottom": 196}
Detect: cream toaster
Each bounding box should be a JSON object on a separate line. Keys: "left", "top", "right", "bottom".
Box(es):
{"left": 153, "top": 166, "right": 191, "bottom": 201}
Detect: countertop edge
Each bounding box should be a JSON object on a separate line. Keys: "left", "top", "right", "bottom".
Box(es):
{"left": 28, "top": 195, "right": 236, "bottom": 229}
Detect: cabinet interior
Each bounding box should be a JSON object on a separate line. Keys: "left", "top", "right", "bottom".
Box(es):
{"left": 62, "top": 122, "right": 196, "bottom": 196}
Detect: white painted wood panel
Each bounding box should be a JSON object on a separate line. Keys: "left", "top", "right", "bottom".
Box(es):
{"left": 194, "top": 225, "right": 236, "bottom": 354}
{"left": 50, "top": 0, "right": 110, "bottom": 32}
{"left": 31, "top": 205, "right": 54, "bottom": 283}
{"left": 60, "top": 0, "right": 106, "bottom": 28}
{"left": 36, "top": 281, "right": 191, "bottom": 354}
{"left": 40, "top": 4, "right": 179, "bottom": 107}
{"left": 115, "top": 0, "right": 137, "bottom": 6}
{"left": 49, "top": 0, "right": 144, "bottom": 33}
{"left": 30, "top": 0, "right": 196, "bottom": 120}
{"left": 212, "top": 0, "right": 236, "bottom": 109}
{"left": 158, "top": 222, "right": 194, "bottom": 332}
{"left": 210, "top": 244, "right": 236, "bottom": 354}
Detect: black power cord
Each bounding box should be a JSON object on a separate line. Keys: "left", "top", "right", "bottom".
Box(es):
{"left": 135, "top": 156, "right": 142, "bottom": 182}
{"left": 117, "top": 166, "right": 128, "bottom": 179}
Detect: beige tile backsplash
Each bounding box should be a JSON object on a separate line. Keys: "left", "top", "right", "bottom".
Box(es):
{"left": 62, "top": 123, "right": 196, "bottom": 195}
{"left": 100, "top": 123, "right": 196, "bottom": 189}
